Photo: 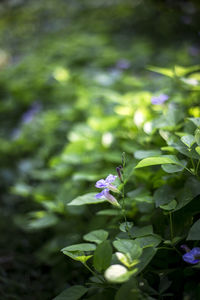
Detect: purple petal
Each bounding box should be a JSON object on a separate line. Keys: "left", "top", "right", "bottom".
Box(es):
{"left": 181, "top": 244, "right": 191, "bottom": 252}
{"left": 95, "top": 190, "right": 105, "bottom": 199}
{"left": 95, "top": 179, "right": 107, "bottom": 188}
{"left": 116, "top": 59, "right": 130, "bottom": 70}
{"left": 151, "top": 94, "right": 169, "bottom": 105}
{"left": 105, "top": 174, "right": 117, "bottom": 184}
{"left": 191, "top": 247, "right": 200, "bottom": 257}
{"left": 182, "top": 247, "right": 200, "bottom": 264}
{"left": 103, "top": 189, "right": 120, "bottom": 207}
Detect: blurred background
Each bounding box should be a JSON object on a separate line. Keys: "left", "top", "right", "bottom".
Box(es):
{"left": 0, "top": 0, "right": 200, "bottom": 299}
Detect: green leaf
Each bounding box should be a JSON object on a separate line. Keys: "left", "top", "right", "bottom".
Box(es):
{"left": 83, "top": 230, "right": 109, "bottom": 244}
{"left": 195, "top": 129, "right": 200, "bottom": 146}
{"left": 195, "top": 146, "right": 200, "bottom": 156}
{"left": 119, "top": 222, "right": 133, "bottom": 233}
{"left": 161, "top": 163, "right": 186, "bottom": 173}
{"left": 160, "top": 200, "right": 177, "bottom": 211}
{"left": 27, "top": 214, "right": 58, "bottom": 230}
{"left": 135, "top": 235, "right": 161, "bottom": 248}
{"left": 188, "top": 117, "right": 200, "bottom": 128}
{"left": 135, "top": 155, "right": 182, "bottom": 169}
{"left": 62, "top": 250, "right": 92, "bottom": 263}
{"left": 130, "top": 225, "right": 153, "bottom": 238}
{"left": 154, "top": 185, "right": 175, "bottom": 207}
{"left": 104, "top": 264, "right": 137, "bottom": 283}
{"left": 172, "top": 140, "right": 199, "bottom": 159}
{"left": 134, "top": 195, "right": 153, "bottom": 203}
{"left": 93, "top": 240, "right": 112, "bottom": 272}
{"left": 187, "top": 219, "right": 200, "bottom": 240}
{"left": 96, "top": 209, "right": 120, "bottom": 216}
{"left": 113, "top": 239, "right": 142, "bottom": 261}
{"left": 174, "top": 177, "right": 200, "bottom": 211}
{"left": 147, "top": 66, "right": 174, "bottom": 78}
{"left": 68, "top": 193, "right": 106, "bottom": 206}
{"left": 181, "top": 134, "right": 195, "bottom": 148}
{"left": 62, "top": 243, "right": 96, "bottom": 252}
{"left": 53, "top": 285, "right": 88, "bottom": 300}
{"left": 116, "top": 252, "right": 139, "bottom": 268}
{"left": 135, "top": 248, "right": 157, "bottom": 275}
{"left": 115, "top": 278, "right": 141, "bottom": 300}
{"left": 134, "top": 150, "right": 161, "bottom": 159}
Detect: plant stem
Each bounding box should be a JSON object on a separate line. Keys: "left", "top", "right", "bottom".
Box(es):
{"left": 196, "top": 160, "right": 200, "bottom": 175}
{"left": 157, "top": 246, "right": 182, "bottom": 256}
{"left": 169, "top": 212, "right": 174, "bottom": 241}
{"left": 83, "top": 263, "right": 105, "bottom": 283}
{"left": 191, "top": 158, "right": 196, "bottom": 173}
{"left": 120, "top": 152, "right": 132, "bottom": 238}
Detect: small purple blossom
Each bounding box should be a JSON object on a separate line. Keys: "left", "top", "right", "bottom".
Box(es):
{"left": 116, "top": 165, "right": 123, "bottom": 183}
{"left": 95, "top": 188, "right": 120, "bottom": 207}
{"left": 21, "top": 102, "right": 41, "bottom": 124}
{"left": 95, "top": 174, "right": 120, "bottom": 207}
{"left": 95, "top": 174, "right": 119, "bottom": 193}
{"left": 116, "top": 59, "right": 130, "bottom": 70}
{"left": 181, "top": 245, "right": 200, "bottom": 264}
{"left": 151, "top": 94, "right": 169, "bottom": 105}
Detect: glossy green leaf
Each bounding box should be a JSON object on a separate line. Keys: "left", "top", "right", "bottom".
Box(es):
{"left": 96, "top": 209, "right": 120, "bottom": 216}
{"left": 195, "top": 129, "right": 200, "bottom": 146}
{"left": 62, "top": 243, "right": 96, "bottom": 252}
{"left": 83, "top": 230, "right": 109, "bottom": 244}
{"left": 174, "top": 177, "right": 200, "bottom": 211}
{"left": 135, "top": 248, "right": 157, "bottom": 275}
{"left": 115, "top": 278, "right": 141, "bottom": 300}
{"left": 119, "top": 222, "right": 133, "bottom": 233}
{"left": 181, "top": 134, "right": 195, "bottom": 148}
{"left": 134, "top": 150, "right": 161, "bottom": 159}
{"left": 187, "top": 219, "right": 200, "bottom": 240}
{"left": 135, "top": 155, "right": 182, "bottom": 169}
{"left": 135, "top": 235, "right": 161, "bottom": 248}
{"left": 62, "top": 250, "right": 92, "bottom": 263}
{"left": 130, "top": 225, "right": 153, "bottom": 238}
{"left": 68, "top": 193, "right": 106, "bottom": 206}
{"left": 195, "top": 146, "right": 200, "bottom": 155}
{"left": 160, "top": 199, "right": 177, "bottom": 210}
{"left": 161, "top": 163, "right": 186, "bottom": 173}
{"left": 116, "top": 252, "right": 139, "bottom": 268}
{"left": 113, "top": 239, "right": 142, "bottom": 260}
{"left": 53, "top": 285, "right": 88, "bottom": 300}
{"left": 154, "top": 185, "right": 175, "bottom": 207}
{"left": 93, "top": 240, "right": 112, "bottom": 272}
{"left": 188, "top": 117, "right": 200, "bottom": 128}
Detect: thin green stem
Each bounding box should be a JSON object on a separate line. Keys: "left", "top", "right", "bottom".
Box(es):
{"left": 169, "top": 212, "right": 174, "bottom": 241}
{"left": 172, "top": 246, "right": 182, "bottom": 256}
{"left": 196, "top": 160, "right": 200, "bottom": 175}
{"left": 83, "top": 263, "right": 105, "bottom": 283}
{"left": 191, "top": 158, "right": 196, "bottom": 173}
{"left": 157, "top": 246, "right": 182, "bottom": 256}
{"left": 120, "top": 152, "right": 132, "bottom": 238}
{"left": 185, "top": 166, "right": 195, "bottom": 175}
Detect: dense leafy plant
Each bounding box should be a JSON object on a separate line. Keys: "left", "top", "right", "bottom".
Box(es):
{"left": 1, "top": 0, "right": 200, "bottom": 299}
{"left": 56, "top": 67, "right": 200, "bottom": 299}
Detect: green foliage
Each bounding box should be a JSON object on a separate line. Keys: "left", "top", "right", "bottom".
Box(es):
{"left": 0, "top": 0, "right": 200, "bottom": 299}
{"left": 53, "top": 285, "right": 88, "bottom": 300}
{"left": 93, "top": 240, "right": 112, "bottom": 272}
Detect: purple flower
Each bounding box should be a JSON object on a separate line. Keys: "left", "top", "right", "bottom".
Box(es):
{"left": 96, "top": 188, "right": 120, "bottom": 208}
{"left": 21, "top": 102, "right": 41, "bottom": 124}
{"left": 95, "top": 174, "right": 119, "bottom": 193}
{"left": 151, "top": 94, "right": 169, "bottom": 105}
{"left": 116, "top": 59, "right": 130, "bottom": 70}
{"left": 95, "top": 174, "right": 121, "bottom": 207}
{"left": 181, "top": 245, "right": 200, "bottom": 264}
